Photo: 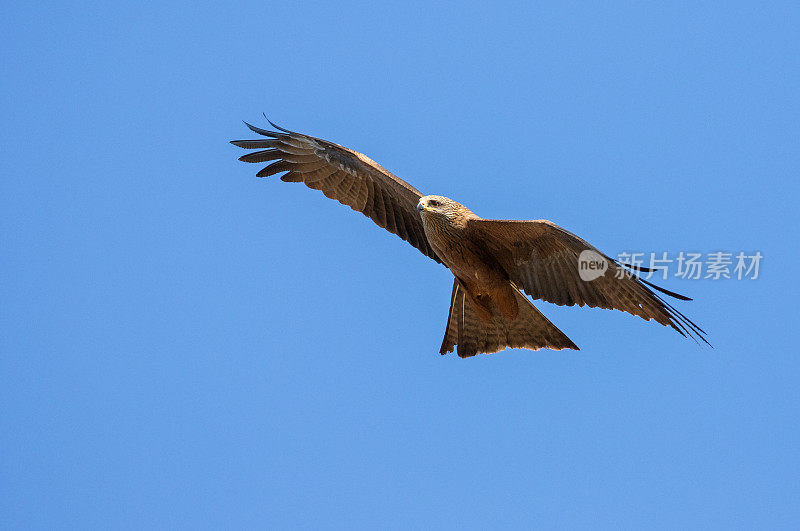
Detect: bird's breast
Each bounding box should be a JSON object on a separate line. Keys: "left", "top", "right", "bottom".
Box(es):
{"left": 421, "top": 214, "right": 504, "bottom": 287}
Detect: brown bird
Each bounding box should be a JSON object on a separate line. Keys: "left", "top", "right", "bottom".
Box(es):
{"left": 231, "top": 120, "right": 708, "bottom": 357}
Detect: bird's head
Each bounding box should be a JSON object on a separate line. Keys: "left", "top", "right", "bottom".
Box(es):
{"left": 417, "top": 195, "right": 475, "bottom": 224}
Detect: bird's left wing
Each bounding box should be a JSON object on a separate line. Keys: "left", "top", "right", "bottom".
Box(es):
{"left": 231, "top": 121, "right": 442, "bottom": 264}
{"left": 468, "top": 219, "right": 708, "bottom": 344}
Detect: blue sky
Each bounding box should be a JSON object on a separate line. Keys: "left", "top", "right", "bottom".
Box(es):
{"left": 2, "top": 1, "right": 798, "bottom": 529}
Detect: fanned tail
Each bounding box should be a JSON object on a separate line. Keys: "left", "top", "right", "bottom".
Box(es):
{"left": 440, "top": 280, "right": 579, "bottom": 358}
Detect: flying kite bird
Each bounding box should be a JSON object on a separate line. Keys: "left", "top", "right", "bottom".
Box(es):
{"left": 231, "top": 120, "right": 708, "bottom": 357}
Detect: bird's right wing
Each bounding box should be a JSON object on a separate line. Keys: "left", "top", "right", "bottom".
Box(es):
{"left": 231, "top": 121, "right": 442, "bottom": 264}
{"left": 468, "top": 219, "right": 709, "bottom": 344}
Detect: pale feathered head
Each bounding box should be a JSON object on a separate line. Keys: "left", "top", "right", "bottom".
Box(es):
{"left": 416, "top": 195, "right": 476, "bottom": 222}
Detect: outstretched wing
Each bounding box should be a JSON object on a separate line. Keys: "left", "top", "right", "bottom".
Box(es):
{"left": 231, "top": 121, "right": 442, "bottom": 264}
{"left": 468, "top": 219, "right": 709, "bottom": 344}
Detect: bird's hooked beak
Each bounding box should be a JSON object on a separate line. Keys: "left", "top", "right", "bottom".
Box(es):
{"left": 416, "top": 201, "right": 426, "bottom": 213}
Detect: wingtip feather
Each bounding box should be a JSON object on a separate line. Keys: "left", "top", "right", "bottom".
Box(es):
{"left": 261, "top": 113, "right": 293, "bottom": 134}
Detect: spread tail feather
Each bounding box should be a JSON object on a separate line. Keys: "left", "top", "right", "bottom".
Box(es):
{"left": 440, "top": 280, "right": 579, "bottom": 358}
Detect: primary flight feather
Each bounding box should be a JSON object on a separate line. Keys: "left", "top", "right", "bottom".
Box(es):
{"left": 231, "top": 120, "right": 708, "bottom": 357}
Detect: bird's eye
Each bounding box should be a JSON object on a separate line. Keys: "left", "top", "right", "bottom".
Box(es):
{"left": 429, "top": 200, "right": 440, "bottom": 207}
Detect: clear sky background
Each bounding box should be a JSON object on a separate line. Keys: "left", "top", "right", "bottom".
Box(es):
{"left": 2, "top": 2, "right": 799, "bottom": 529}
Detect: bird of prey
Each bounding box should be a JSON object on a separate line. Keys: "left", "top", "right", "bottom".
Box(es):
{"left": 231, "top": 120, "right": 708, "bottom": 357}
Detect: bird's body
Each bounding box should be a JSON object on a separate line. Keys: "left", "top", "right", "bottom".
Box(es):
{"left": 418, "top": 197, "right": 517, "bottom": 322}
{"left": 231, "top": 121, "right": 708, "bottom": 357}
